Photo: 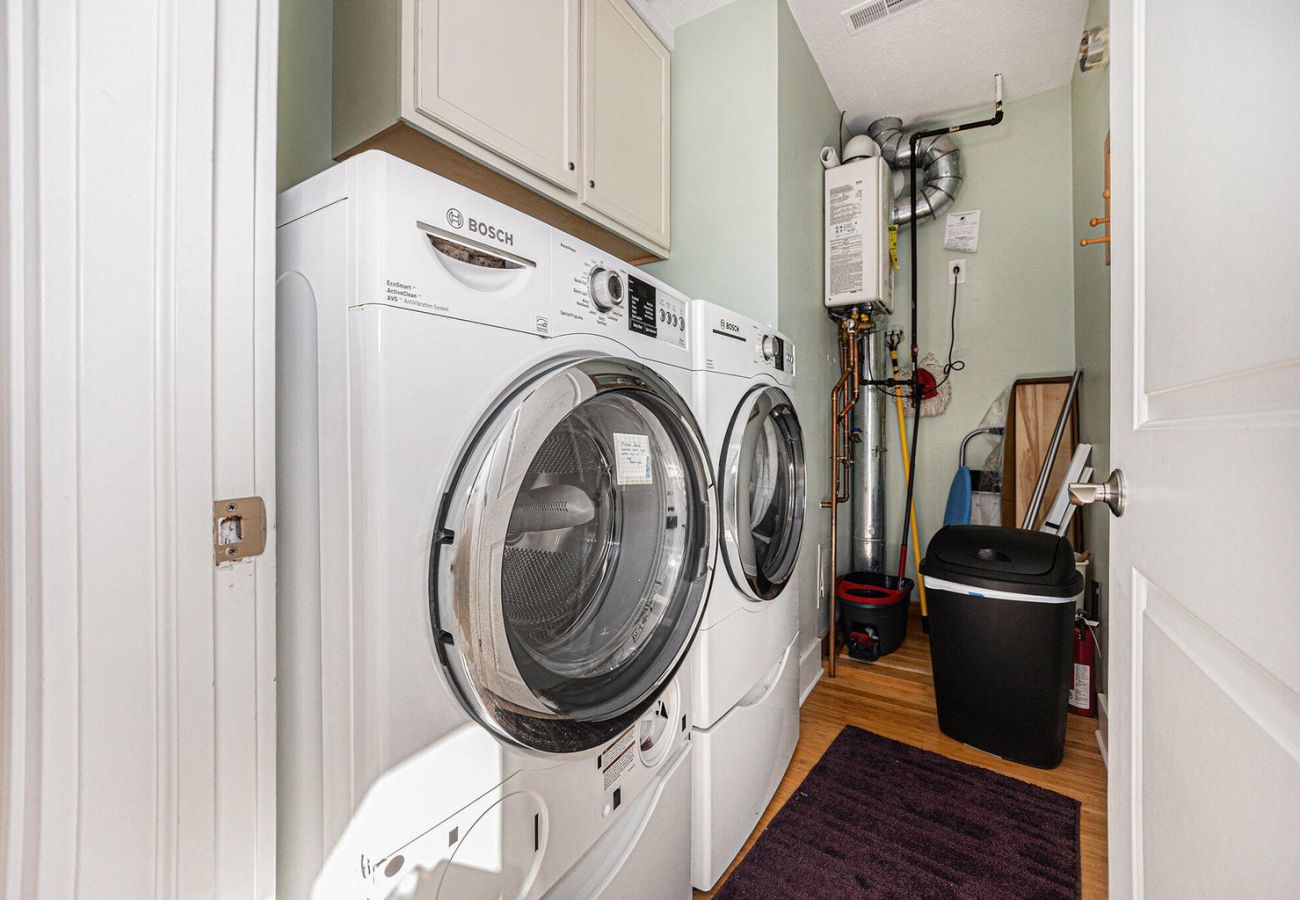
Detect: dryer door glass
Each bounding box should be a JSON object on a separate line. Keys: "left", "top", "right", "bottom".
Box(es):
{"left": 720, "top": 385, "right": 806, "bottom": 601}
{"left": 433, "top": 358, "right": 714, "bottom": 752}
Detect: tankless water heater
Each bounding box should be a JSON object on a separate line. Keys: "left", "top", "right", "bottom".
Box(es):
{"left": 824, "top": 156, "right": 893, "bottom": 312}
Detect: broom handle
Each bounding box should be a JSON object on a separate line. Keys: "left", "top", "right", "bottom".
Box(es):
{"left": 890, "top": 351, "right": 928, "bottom": 617}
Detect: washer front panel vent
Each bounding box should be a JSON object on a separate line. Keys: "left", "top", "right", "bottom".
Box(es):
{"left": 841, "top": 0, "right": 926, "bottom": 33}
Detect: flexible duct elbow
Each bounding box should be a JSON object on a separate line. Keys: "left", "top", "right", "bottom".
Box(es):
{"left": 866, "top": 117, "right": 963, "bottom": 226}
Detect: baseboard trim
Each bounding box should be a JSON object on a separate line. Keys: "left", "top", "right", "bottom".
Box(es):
{"left": 798, "top": 642, "right": 823, "bottom": 706}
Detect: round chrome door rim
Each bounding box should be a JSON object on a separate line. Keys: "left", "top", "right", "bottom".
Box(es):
{"left": 429, "top": 355, "right": 715, "bottom": 752}
{"left": 719, "top": 384, "right": 806, "bottom": 602}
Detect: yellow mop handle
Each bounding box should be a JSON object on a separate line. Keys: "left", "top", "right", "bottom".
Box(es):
{"left": 890, "top": 351, "right": 928, "bottom": 617}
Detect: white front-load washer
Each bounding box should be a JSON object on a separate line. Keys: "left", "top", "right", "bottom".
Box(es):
{"left": 687, "top": 299, "right": 806, "bottom": 891}
{"left": 276, "top": 151, "right": 714, "bottom": 899}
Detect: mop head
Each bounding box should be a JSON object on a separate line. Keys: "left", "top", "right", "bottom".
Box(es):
{"left": 900, "top": 353, "right": 951, "bottom": 417}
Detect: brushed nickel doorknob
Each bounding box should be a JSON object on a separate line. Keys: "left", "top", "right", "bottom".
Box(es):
{"left": 1068, "top": 468, "right": 1126, "bottom": 517}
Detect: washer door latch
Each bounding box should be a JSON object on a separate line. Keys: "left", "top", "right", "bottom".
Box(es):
{"left": 214, "top": 496, "right": 267, "bottom": 564}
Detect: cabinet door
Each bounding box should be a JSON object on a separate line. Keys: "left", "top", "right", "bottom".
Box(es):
{"left": 415, "top": 0, "right": 580, "bottom": 191}
{"left": 582, "top": 0, "right": 670, "bottom": 248}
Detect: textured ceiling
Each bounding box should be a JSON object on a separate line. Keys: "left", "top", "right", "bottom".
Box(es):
{"left": 632, "top": 0, "right": 1088, "bottom": 130}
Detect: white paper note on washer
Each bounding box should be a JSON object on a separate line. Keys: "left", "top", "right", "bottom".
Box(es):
{"left": 614, "top": 433, "right": 653, "bottom": 485}
{"left": 944, "top": 210, "right": 981, "bottom": 252}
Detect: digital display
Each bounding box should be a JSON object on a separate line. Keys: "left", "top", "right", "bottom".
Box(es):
{"left": 773, "top": 336, "right": 786, "bottom": 371}
{"left": 627, "top": 276, "right": 657, "bottom": 338}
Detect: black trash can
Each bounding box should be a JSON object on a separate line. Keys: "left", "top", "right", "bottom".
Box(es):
{"left": 920, "top": 525, "right": 1083, "bottom": 769}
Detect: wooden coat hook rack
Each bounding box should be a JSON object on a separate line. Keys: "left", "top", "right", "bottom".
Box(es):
{"left": 1079, "top": 131, "right": 1111, "bottom": 265}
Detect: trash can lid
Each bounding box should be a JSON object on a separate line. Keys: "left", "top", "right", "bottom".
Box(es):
{"left": 920, "top": 525, "right": 1083, "bottom": 598}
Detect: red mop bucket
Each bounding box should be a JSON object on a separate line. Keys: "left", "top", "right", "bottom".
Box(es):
{"left": 836, "top": 572, "right": 913, "bottom": 663}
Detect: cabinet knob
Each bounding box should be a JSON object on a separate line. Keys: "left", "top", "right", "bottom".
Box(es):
{"left": 568, "top": 161, "right": 575, "bottom": 171}
{"left": 589, "top": 179, "right": 596, "bottom": 189}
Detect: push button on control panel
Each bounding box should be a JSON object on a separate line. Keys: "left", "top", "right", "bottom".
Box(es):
{"left": 627, "top": 274, "right": 687, "bottom": 349}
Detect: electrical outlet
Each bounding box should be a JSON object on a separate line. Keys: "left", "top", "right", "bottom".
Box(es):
{"left": 948, "top": 259, "right": 967, "bottom": 284}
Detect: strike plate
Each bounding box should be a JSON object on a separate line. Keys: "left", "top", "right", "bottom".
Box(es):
{"left": 214, "top": 496, "right": 266, "bottom": 564}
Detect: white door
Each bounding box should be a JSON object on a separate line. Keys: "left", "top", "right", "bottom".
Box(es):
{"left": 582, "top": 0, "right": 671, "bottom": 249}
{"left": 415, "top": 0, "right": 581, "bottom": 192}
{"left": 1, "top": 0, "right": 277, "bottom": 895}
{"left": 1107, "top": 1, "right": 1300, "bottom": 895}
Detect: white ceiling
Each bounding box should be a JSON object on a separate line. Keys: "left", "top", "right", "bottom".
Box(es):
{"left": 631, "top": 0, "right": 1089, "bottom": 131}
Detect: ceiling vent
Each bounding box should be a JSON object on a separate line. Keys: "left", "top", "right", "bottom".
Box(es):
{"left": 841, "top": 0, "right": 926, "bottom": 33}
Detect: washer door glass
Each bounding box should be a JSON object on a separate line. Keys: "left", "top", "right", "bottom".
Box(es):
{"left": 720, "top": 385, "right": 806, "bottom": 601}
{"left": 433, "top": 358, "right": 713, "bottom": 752}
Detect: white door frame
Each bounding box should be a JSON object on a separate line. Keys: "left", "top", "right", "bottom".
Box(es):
{"left": 1, "top": 0, "right": 277, "bottom": 895}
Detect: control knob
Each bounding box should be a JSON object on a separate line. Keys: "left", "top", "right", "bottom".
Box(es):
{"left": 588, "top": 267, "right": 625, "bottom": 311}
{"left": 760, "top": 334, "right": 775, "bottom": 361}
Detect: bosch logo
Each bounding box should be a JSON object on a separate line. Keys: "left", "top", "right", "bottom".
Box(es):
{"left": 720, "top": 319, "right": 741, "bottom": 333}
{"left": 467, "top": 217, "right": 514, "bottom": 247}
{"left": 446, "top": 208, "right": 464, "bottom": 229}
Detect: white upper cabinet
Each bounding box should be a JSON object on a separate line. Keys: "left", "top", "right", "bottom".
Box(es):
{"left": 415, "top": 0, "right": 580, "bottom": 192}
{"left": 582, "top": 0, "right": 671, "bottom": 248}
{"left": 333, "top": 0, "right": 671, "bottom": 259}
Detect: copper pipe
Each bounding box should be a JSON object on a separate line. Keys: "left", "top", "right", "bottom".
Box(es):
{"left": 823, "top": 311, "right": 869, "bottom": 678}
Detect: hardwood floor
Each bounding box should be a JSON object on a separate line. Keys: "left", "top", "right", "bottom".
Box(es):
{"left": 695, "top": 609, "right": 1109, "bottom": 898}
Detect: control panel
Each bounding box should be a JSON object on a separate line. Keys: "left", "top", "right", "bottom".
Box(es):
{"left": 551, "top": 235, "right": 689, "bottom": 351}
{"left": 751, "top": 325, "right": 793, "bottom": 375}
{"left": 698, "top": 302, "right": 795, "bottom": 379}
{"left": 627, "top": 275, "right": 687, "bottom": 349}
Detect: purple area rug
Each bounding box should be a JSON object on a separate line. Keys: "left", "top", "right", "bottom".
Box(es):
{"left": 715, "top": 725, "right": 1080, "bottom": 899}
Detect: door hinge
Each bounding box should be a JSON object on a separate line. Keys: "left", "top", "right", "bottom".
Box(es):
{"left": 214, "top": 496, "right": 267, "bottom": 564}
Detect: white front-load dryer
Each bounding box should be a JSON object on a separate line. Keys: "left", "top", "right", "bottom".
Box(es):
{"left": 687, "top": 299, "right": 806, "bottom": 891}
{"left": 276, "top": 152, "right": 713, "bottom": 900}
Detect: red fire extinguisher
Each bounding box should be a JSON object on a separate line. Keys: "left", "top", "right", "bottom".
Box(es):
{"left": 1069, "top": 613, "right": 1098, "bottom": 718}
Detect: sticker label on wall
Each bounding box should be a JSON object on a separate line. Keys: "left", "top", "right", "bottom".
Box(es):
{"left": 943, "top": 210, "right": 981, "bottom": 253}
{"left": 614, "top": 433, "right": 653, "bottom": 485}
{"left": 827, "top": 179, "right": 865, "bottom": 296}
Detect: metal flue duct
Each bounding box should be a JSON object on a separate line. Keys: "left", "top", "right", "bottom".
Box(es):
{"left": 866, "top": 117, "right": 962, "bottom": 225}
{"left": 851, "top": 325, "right": 887, "bottom": 573}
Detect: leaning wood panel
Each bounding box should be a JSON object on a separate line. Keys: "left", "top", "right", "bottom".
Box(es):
{"left": 1001, "top": 377, "right": 1082, "bottom": 546}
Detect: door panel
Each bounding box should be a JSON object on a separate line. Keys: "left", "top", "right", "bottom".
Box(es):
{"left": 582, "top": 0, "right": 670, "bottom": 247}
{"left": 1140, "top": 597, "right": 1300, "bottom": 895}
{"left": 416, "top": 0, "right": 580, "bottom": 191}
{"left": 1108, "top": 1, "right": 1300, "bottom": 895}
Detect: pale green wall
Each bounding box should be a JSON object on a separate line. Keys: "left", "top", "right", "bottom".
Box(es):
{"left": 885, "top": 86, "right": 1078, "bottom": 574}
{"left": 278, "top": 0, "right": 334, "bottom": 191}
{"left": 640, "top": 0, "right": 780, "bottom": 323}
{"left": 641, "top": 0, "right": 841, "bottom": 677}
{"left": 775, "top": 0, "right": 841, "bottom": 661}
{"left": 1072, "top": 0, "right": 1111, "bottom": 681}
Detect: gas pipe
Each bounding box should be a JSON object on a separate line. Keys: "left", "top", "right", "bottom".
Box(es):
{"left": 1069, "top": 613, "right": 1098, "bottom": 718}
